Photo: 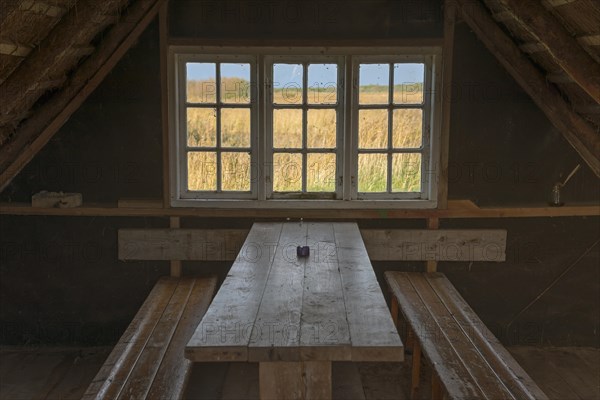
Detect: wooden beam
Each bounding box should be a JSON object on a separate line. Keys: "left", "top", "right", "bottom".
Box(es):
{"left": 438, "top": 0, "right": 456, "bottom": 209}
{"left": 1, "top": 200, "right": 599, "bottom": 219}
{"left": 578, "top": 34, "right": 600, "bottom": 47}
{"left": 0, "top": 0, "right": 128, "bottom": 128}
{"left": 455, "top": 0, "right": 600, "bottom": 177}
{"left": 543, "top": 0, "right": 577, "bottom": 7}
{"left": 0, "top": 0, "right": 167, "bottom": 192}
{"left": 169, "top": 216, "right": 182, "bottom": 277}
{"left": 520, "top": 42, "right": 546, "bottom": 54}
{"left": 498, "top": 0, "right": 600, "bottom": 104}
{"left": 575, "top": 104, "right": 600, "bottom": 115}
{"left": 159, "top": 2, "right": 170, "bottom": 208}
{"left": 426, "top": 217, "right": 440, "bottom": 271}
{"left": 547, "top": 72, "right": 574, "bottom": 83}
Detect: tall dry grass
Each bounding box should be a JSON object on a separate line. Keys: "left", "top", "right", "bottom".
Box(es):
{"left": 186, "top": 79, "right": 422, "bottom": 193}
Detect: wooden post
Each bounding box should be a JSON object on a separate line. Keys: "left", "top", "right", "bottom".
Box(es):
{"left": 437, "top": 0, "right": 456, "bottom": 209}
{"left": 169, "top": 217, "right": 182, "bottom": 277}
{"left": 432, "top": 374, "right": 443, "bottom": 400}
{"left": 159, "top": 1, "right": 171, "bottom": 208}
{"left": 259, "top": 361, "right": 331, "bottom": 400}
{"left": 410, "top": 340, "right": 422, "bottom": 400}
{"left": 391, "top": 295, "right": 399, "bottom": 328}
{"left": 426, "top": 218, "right": 439, "bottom": 273}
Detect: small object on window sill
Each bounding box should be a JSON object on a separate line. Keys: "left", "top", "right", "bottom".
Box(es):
{"left": 32, "top": 191, "right": 82, "bottom": 208}
{"left": 549, "top": 183, "right": 564, "bottom": 207}
{"left": 297, "top": 246, "right": 310, "bottom": 257}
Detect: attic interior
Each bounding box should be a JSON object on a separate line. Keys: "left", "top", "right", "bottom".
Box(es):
{"left": 0, "top": 0, "right": 599, "bottom": 399}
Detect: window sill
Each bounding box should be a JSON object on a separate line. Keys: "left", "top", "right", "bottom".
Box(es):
{"left": 170, "top": 198, "right": 438, "bottom": 209}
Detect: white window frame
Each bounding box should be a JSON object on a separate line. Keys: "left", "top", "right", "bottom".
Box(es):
{"left": 265, "top": 55, "right": 345, "bottom": 200}
{"left": 352, "top": 55, "right": 433, "bottom": 200}
{"left": 168, "top": 46, "right": 442, "bottom": 209}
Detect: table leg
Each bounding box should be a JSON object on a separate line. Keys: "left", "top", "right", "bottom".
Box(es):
{"left": 259, "top": 361, "right": 332, "bottom": 400}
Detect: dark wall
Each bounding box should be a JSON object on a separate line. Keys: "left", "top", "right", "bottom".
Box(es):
{"left": 1, "top": 4, "right": 598, "bottom": 347}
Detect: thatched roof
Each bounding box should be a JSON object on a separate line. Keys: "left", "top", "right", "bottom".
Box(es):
{"left": 0, "top": 0, "right": 598, "bottom": 192}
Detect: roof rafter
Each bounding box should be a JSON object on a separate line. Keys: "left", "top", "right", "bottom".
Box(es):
{"left": 0, "top": 0, "right": 167, "bottom": 191}
{"left": 497, "top": 0, "right": 600, "bottom": 104}
{"left": 455, "top": 0, "right": 600, "bottom": 177}
{"left": 0, "top": 0, "right": 129, "bottom": 130}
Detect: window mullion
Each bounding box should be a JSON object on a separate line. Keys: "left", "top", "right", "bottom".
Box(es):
{"left": 346, "top": 56, "right": 357, "bottom": 200}
{"left": 302, "top": 63, "right": 308, "bottom": 193}
{"left": 215, "top": 63, "right": 222, "bottom": 192}
{"left": 387, "top": 63, "right": 394, "bottom": 194}
{"left": 257, "top": 55, "right": 266, "bottom": 201}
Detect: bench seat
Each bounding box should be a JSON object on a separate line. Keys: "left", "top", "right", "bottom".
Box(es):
{"left": 385, "top": 271, "right": 549, "bottom": 400}
{"left": 83, "top": 275, "right": 217, "bottom": 400}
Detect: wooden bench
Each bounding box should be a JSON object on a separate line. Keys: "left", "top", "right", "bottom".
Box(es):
{"left": 385, "top": 271, "right": 549, "bottom": 400}
{"left": 82, "top": 275, "right": 217, "bottom": 400}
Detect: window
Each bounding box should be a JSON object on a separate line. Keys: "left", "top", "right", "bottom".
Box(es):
{"left": 170, "top": 48, "right": 441, "bottom": 208}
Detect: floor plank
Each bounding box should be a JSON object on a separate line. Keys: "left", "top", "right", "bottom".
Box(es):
{"left": 509, "top": 346, "right": 600, "bottom": 400}
{"left": 0, "top": 346, "right": 598, "bottom": 399}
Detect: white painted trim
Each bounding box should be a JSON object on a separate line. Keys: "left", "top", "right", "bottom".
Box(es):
{"left": 168, "top": 46, "right": 442, "bottom": 209}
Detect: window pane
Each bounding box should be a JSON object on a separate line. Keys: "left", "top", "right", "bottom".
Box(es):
{"left": 307, "top": 153, "right": 336, "bottom": 192}
{"left": 392, "top": 153, "right": 422, "bottom": 192}
{"left": 273, "top": 64, "right": 303, "bottom": 105}
{"left": 188, "top": 152, "right": 216, "bottom": 191}
{"left": 273, "top": 109, "right": 302, "bottom": 149}
{"left": 220, "top": 63, "right": 251, "bottom": 104}
{"left": 359, "top": 64, "right": 389, "bottom": 104}
{"left": 358, "top": 153, "right": 387, "bottom": 193}
{"left": 187, "top": 108, "right": 216, "bottom": 147}
{"left": 273, "top": 153, "right": 302, "bottom": 192}
{"left": 359, "top": 109, "right": 388, "bottom": 149}
{"left": 393, "top": 109, "right": 423, "bottom": 148}
{"left": 307, "top": 109, "right": 336, "bottom": 149}
{"left": 221, "top": 108, "right": 250, "bottom": 148}
{"left": 187, "top": 63, "right": 216, "bottom": 103}
{"left": 308, "top": 64, "right": 337, "bottom": 104}
{"left": 394, "top": 63, "right": 424, "bottom": 104}
{"left": 222, "top": 152, "right": 251, "bottom": 191}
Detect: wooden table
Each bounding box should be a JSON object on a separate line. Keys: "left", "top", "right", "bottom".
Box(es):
{"left": 185, "top": 222, "right": 403, "bottom": 399}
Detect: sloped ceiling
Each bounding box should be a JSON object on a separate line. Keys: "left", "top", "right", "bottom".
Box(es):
{"left": 0, "top": 0, "right": 598, "bottom": 192}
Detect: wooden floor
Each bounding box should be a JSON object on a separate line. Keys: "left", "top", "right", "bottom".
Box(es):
{"left": 0, "top": 346, "right": 598, "bottom": 399}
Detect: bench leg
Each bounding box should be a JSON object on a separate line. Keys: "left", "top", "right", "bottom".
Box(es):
{"left": 431, "top": 374, "right": 443, "bottom": 400}
{"left": 391, "top": 296, "right": 399, "bottom": 328}
{"left": 410, "top": 340, "right": 422, "bottom": 400}
{"left": 259, "top": 361, "right": 331, "bottom": 400}
{"left": 406, "top": 327, "right": 415, "bottom": 351}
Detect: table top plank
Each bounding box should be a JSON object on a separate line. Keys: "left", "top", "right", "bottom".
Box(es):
{"left": 333, "top": 223, "right": 404, "bottom": 362}
{"left": 186, "top": 223, "right": 283, "bottom": 361}
{"left": 299, "top": 222, "right": 352, "bottom": 361}
{"left": 248, "top": 222, "right": 307, "bottom": 361}
{"left": 187, "top": 222, "right": 403, "bottom": 363}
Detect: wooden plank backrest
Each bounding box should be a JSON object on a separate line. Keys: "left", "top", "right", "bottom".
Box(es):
{"left": 362, "top": 229, "right": 507, "bottom": 261}
{"left": 186, "top": 223, "right": 282, "bottom": 361}
{"left": 118, "top": 228, "right": 507, "bottom": 262}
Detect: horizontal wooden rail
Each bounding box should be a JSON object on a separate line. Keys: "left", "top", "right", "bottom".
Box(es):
{"left": 119, "top": 228, "right": 507, "bottom": 262}
{"left": 1, "top": 200, "right": 599, "bottom": 219}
